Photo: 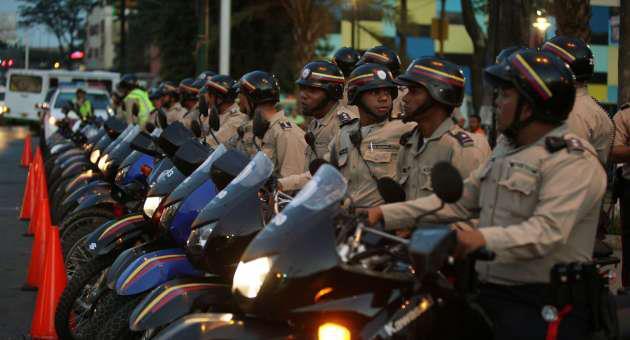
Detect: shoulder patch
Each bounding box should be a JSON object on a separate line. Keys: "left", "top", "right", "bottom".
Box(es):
{"left": 279, "top": 121, "right": 292, "bottom": 130}
{"left": 449, "top": 131, "right": 474, "bottom": 147}
{"left": 338, "top": 112, "right": 357, "bottom": 127}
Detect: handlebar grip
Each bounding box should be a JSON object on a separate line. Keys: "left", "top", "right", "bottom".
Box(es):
{"left": 470, "top": 247, "right": 496, "bottom": 261}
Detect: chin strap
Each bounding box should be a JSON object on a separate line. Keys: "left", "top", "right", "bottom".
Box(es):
{"left": 402, "top": 96, "right": 434, "bottom": 123}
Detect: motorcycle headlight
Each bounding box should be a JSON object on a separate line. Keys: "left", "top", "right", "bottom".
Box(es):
{"left": 48, "top": 116, "right": 57, "bottom": 126}
{"left": 90, "top": 149, "right": 101, "bottom": 164}
{"left": 318, "top": 323, "right": 351, "bottom": 340}
{"left": 159, "top": 201, "right": 181, "bottom": 229}
{"left": 115, "top": 165, "right": 130, "bottom": 183}
{"left": 186, "top": 221, "right": 218, "bottom": 256}
{"left": 143, "top": 196, "right": 163, "bottom": 219}
{"left": 97, "top": 154, "right": 111, "bottom": 172}
{"left": 232, "top": 256, "right": 273, "bottom": 299}
{"left": 83, "top": 143, "right": 93, "bottom": 151}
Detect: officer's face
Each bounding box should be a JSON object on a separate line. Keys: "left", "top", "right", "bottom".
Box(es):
{"left": 495, "top": 86, "right": 519, "bottom": 132}
{"left": 238, "top": 93, "right": 251, "bottom": 114}
{"left": 299, "top": 86, "right": 327, "bottom": 117}
{"left": 402, "top": 85, "right": 430, "bottom": 117}
{"left": 469, "top": 116, "right": 481, "bottom": 130}
{"left": 361, "top": 88, "right": 392, "bottom": 118}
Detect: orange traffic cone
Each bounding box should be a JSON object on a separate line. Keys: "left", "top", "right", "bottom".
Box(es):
{"left": 19, "top": 162, "right": 35, "bottom": 220}
{"left": 23, "top": 197, "right": 51, "bottom": 291}
{"left": 30, "top": 226, "right": 66, "bottom": 340}
{"left": 21, "top": 134, "right": 33, "bottom": 168}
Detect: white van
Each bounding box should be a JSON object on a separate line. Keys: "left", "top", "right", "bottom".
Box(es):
{"left": 4, "top": 69, "right": 119, "bottom": 122}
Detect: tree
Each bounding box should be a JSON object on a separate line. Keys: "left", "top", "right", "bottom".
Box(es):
{"left": 279, "top": 0, "right": 336, "bottom": 79}
{"left": 18, "top": 0, "right": 96, "bottom": 57}
{"left": 548, "top": 0, "right": 591, "bottom": 42}
{"left": 460, "top": 0, "right": 488, "bottom": 113}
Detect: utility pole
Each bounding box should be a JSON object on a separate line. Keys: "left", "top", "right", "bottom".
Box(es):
{"left": 351, "top": 1, "right": 356, "bottom": 48}
{"left": 119, "top": 0, "right": 126, "bottom": 73}
{"left": 620, "top": 0, "right": 629, "bottom": 106}
{"left": 439, "top": 0, "right": 446, "bottom": 56}
{"left": 219, "top": 0, "right": 231, "bottom": 74}
{"left": 24, "top": 30, "right": 29, "bottom": 69}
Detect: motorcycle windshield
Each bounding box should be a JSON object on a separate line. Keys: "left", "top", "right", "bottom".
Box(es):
{"left": 103, "top": 124, "right": 134, "bottom": 154}
{"left": 193, "top": 152, "right": 273, "bottom": 229}
{"left": 94, "top": 133, "right": 111, "bottom": 151}
{"left": 109, "top": 125, "right": 140, "bottom": 163}
{"left": 146, "top": 159, "right": 185, "bottom": 197}
{"left": 163, "top": 145, "right": 228, "bottom": 206}
{"left": 242, "top": 164, "right": 346, "bottom": 265}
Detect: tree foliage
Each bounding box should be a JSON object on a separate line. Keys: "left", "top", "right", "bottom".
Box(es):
{"left": 18, "top": 0, "right": 96, "bottom": 56}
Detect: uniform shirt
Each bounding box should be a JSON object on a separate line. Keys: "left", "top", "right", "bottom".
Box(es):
{"left": 261, "top": 110, "right": 308, "bottom": 178}
{"left": 181, "top": 105, "right": 199, "bottom": 130}
{"left": 613, "top": 104, "right": 630, "bottom": 179}
{"left": 567, "top": 86, "right": 614, "bottom": 164}
{"left": 277, "top": 103, "right": 357, "bottom": 191}
{"left": 381, "top": 125, "right": 606, "bottom": 285}
{"left": 397, "top": 119, "right": 491, "bottom": 200}
{"left": 165, "top": 102, "right": 187, "bottom": 125}
{"left": 206, "top": 104, "right": 249, "bottom": 147}
{"left": 225, "top": 119, "right": 258, "bottom": 157}
{"left": 327, "top": 119, "right": 416, "bottom": 207}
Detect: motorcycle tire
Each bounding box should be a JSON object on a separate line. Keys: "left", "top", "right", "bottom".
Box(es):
{"left": 95, "top": 294, "right": 145, "bottom": 340}
{"left": 61, "top": 207, "right": 115, "bottom": 259}
{"left": 55, "top": 252, "right": 119, "bottom": 340}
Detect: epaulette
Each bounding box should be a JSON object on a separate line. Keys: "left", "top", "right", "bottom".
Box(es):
{"left": 399, "top": 127, "right": 417, "bottom": 147}
{"left": 544, "top": 136, "right": 584, "bottom": 153}
{"left": 279, "top": 121, "right": 292, "bottom": 130}
{"left": 338, "top": 111, "right": 356, "bottom": 127}
{"left": 621, "top": 102, "right": 630, "bottom": 111}
{"left": 449, "top": 131, "right": 474, "bottom": 147}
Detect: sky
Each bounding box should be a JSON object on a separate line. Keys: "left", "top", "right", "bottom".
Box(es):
{"left": 0, "top": 0, "right": 60, "bottom": 48}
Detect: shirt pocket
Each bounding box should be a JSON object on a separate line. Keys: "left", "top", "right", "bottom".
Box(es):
{"left": 496, "top": 168, "right": 539, "bottom": 218}
{"left": 363, "top": 150, "right": 396, "bottom": 179}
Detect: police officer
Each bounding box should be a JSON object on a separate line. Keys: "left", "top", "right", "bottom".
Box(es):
{"left": 278, "top": 60, "right": 356, "bottom": 191}
{"left": 74, "top": 88, "right": 93, "bottom": 120}
{"left": 118, "top": 74, "right": 154, "bottom": 129}
{"left": 366, "top": 49, "right": 606, "bottom": 339}
{"left": 357, "top": 45, "right": 406, "bottom": 119}
{"left": 237, "top": 70, "right": 307, "bottom": 177}
{"left": 542, "top": 36, "right": 614, "bottom": 164}
{"left": 202, "top": 74, "right": 248, "bottom": 147}
{"left": 327, "top": 63, "right": 415, "bottom": 207}
{"left": 333, "top": 47, "right": 361, "bottom": 78}
{"left": 160, "top": 82, "right": 187, "bottom": 126}
{"left": 393, "top": 57, "right": 490, "bottom": 201}
{"left": 611, "top": 103, "right": 630, "bottom": 286}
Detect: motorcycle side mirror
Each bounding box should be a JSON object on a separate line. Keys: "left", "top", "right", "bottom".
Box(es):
{"left": 191, "top": 120, "right": 203, "bottom": 138}
{"left": 377, "top": 177, "right": 406, "bottom": 203}
{"left": 130, "top": 132, "right": 160, "bottom": 156}
{"left": 308, "top": 158, "right": 328, "bottom": 176}
{"left": 145, "top": 122, "right": 156, "bottom": 133}
{"left": 157, "top": 108, "right": 168, "bottom": 128}
{"left": 409, "top": 226, "right": 457, "bottom": 282}
{"left": 430, "top": 162, "right": 463, "bottom": 204}
{"left": 198, "top": 95, "right": 209, "bottom": 117}
{"left": 132, "top": 103, "right": 140, "bottom": 117}
{"left": 304, "top": 132, "right": 316, "bottom": 149}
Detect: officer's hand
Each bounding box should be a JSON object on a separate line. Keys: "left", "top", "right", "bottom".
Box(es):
{"left": 454, "top": 229, "right": 486, "bottom": 259}
{"left": 361, "top": 207, "right": 384, "bottom": 226}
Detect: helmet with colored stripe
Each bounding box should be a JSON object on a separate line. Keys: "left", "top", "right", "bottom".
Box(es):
{"left": 542, "top": 36, "right": 594, "bottom": 82}
{"left": 357, "top": 45, "right": 402, "bottom": 77}
{"left": 237, "top": 71, "right": 280, "bottom": 106}
{"left": 333, "top": 47, "right": 361, "bottom": 77}
{"left": 204, "top": 74, "right": 237, "bottom": 102}
{"left": 296, "top": 61, "right": 345, "bottom": 100}
{"left": 495, "top": 46, "right": 524, "bottom": 65}
{"left": 179, "top": 78, "right": 199, "bottom": 102}
{"left": 395, "top": 57, "right": 465, "bottom": 107}
{"left": 346, "top": 63, "right": 397, "bottom": 106}
{"left": 485, "top": 48, "right": 576, "bottom": 122}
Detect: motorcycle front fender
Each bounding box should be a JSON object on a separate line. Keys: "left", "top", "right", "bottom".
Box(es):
{"left": 86, "top": 213, "right": 149, "bottom": 256}
{"left": 129, "top": 277, "right": 229, "bottom": 331}
{"left": 114, "top": 248, "right": 203, "bottom": 296}
{"left": 153, "top": 314, "right": 292, "bottom": 340}
{"left": 60, "top": 161, "right": 90, "bottom": 179}
{"left": 50, "top": 142, "right": 74, "bottom": 156}
{"left": 65, "top": 170, "right": 100, "bottom": 195}
{"left": 70, "top": 191, "right": 119, "bottom": 216}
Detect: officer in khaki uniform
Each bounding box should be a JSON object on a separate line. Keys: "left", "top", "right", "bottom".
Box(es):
{"left": 226, "top": 120, "right": 257, "bottom": 157}
{"left": 542, "top": 36, "right": 614, "bottom": 164}
{"left": 367, "top": 49, "right": 607, "bottom": 340}
{"left": 356, "top": 46, "right": 405, "bottom": 120}
{"left": 178, "top": 78, "right": 201, "bottom": 130}
{"left": 278, "top": 60, "right": 356, "bottom": 191}
{"left": 393, "top": 57, "right": 491, "bottom": 201}
{"left": 237, "top": 70, "right": 307, "bottom": 177}
{"left": 200, "top": 74, "right": 248, "bottom": 147}
{"left": 611, "top": 103, "right": 630, "bottom": 286}
{"left": 155, "top": 83, "right": 187, "bottom": 126}
{"left": 327, "top": 63, "right": 415, "bottom": 207}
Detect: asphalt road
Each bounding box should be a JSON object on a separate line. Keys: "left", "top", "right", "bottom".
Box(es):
{"left": 0, "top": 126, "right": 37, "bottom": 339}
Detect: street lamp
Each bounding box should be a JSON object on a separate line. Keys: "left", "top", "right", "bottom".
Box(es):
{"left": 532, "top": 10, "right": 551, "bottom": 34}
